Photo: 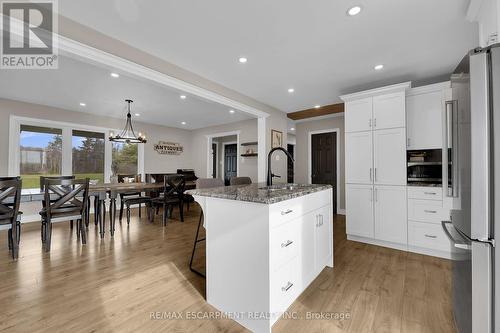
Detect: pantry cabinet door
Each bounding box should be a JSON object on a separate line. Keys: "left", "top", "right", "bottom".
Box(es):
{"left": 345, "top": 98, "right": 373, "bottom": 133}
{"left": 406, "top": 91, "right": 443, "bottom": 149}
{"left": 346, "top": 131, "right": 373, "bottom": 184}
{"left": 373, "top": 92, "right": 406, "bottom": 130}
{"left": 374, "top": 185, "right": 407, "bottom": 244}
{"left": 346, "top": 184, "right": 374, "bottom": 238}
{"left": 373, "top": 128, "right": 406, "bottom": 185}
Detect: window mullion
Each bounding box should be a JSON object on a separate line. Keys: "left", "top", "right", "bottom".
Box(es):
{"left": 62, "top": 127, "right": 72, "bottom": 175}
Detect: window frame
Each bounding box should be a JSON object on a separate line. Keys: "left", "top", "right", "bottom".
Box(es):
{"left": 9, "top": 115, "right": 144, "bottom": 187}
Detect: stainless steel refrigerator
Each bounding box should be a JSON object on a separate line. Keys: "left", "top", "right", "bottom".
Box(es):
{"left": 442, "top": 43, "right": 499, "bottom": 333}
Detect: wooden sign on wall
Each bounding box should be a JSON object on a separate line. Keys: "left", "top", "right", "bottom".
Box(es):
{"left": 154, "top": 141, "right": 184, "bottom": 155}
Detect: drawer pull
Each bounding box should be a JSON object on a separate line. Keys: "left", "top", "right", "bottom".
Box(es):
{"left": 281, "top": 281, "right": 294, "bottom": 292}
{"left": 424, "top": 210, "right": 437, "bottom": 214}
{"left": 281, "top": 209, "right": 293, "bottom": 215}
{"left": 424, "top": 192, "right": 437, "bottom": 195}
{"left": 424, "top": 234, "right": 437, "bottom": 239}
{"left": 281, "top": 240, "right": 294, "bottom": 248}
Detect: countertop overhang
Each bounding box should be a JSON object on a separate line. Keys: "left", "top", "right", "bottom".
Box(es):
{"left": 186, "top": 183, "right": 332, "bottom": 204}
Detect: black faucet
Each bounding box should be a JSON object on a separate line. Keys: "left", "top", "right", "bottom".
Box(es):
{"left": 267, "top": 147, "right": 295, "bottom": 186}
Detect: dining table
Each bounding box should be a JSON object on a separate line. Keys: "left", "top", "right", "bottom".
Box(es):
{"left": 89, "top": 180, "right": 197, "bottom": 238}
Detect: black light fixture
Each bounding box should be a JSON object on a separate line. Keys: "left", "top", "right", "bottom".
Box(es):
{"left": 109, "top": 99, "right": 147, "bottom": 144}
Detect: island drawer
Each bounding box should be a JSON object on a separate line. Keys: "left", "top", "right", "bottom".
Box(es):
{"left": 270, "top": 218, "right": 299, "bottom": 269}
{"left": 269, "top": 190, "right": 330, "bottom": 227}
{"left": 408, "top": 199, "right": 449, "bottom": 224}
{"left": 270, "top": 256, "right": 300, "bottom": 314}
{"left": 408, "top": 221, "right": 451, "bottom": 252}
{"left": 407, "top": 187, "right": 443, "bottom": 201}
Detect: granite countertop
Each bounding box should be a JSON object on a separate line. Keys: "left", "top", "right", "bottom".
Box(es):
{"left": 186, "top": 183, "right": 332, "bottom": 204}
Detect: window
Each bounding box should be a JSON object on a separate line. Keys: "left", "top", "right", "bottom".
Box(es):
{"left": 20, "top": 125, "right": 62, "bottom": 189}
{"left": 72, "top": 130, "right": 105, "bottom": 183}
{"left": 112, "top": 142, "right": 138, "bottom": 175}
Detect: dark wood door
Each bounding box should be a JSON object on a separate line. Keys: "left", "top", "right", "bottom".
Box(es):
{"left": 311, "top": 132, "right": 337, "bottom": 213}
{"left": 212, "top": 143, "right": 217, "bottom": 178}
{"left": 287, "top": 144, "right": 294, "bottom": 183}
{"left": 224, "top": 144, "right": 237, "bottom": 185}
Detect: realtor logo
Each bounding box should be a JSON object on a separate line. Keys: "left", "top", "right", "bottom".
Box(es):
{"left": 1, "top": 0, "right": 58, "bottom": 69}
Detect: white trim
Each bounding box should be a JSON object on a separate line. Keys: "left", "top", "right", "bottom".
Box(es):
{"left": 294, "top": 112, "right": 344, "bottom": 123}
{"left": 466, "top": 0, "right": 484, "bottom": 21}
{"left": 340, "top": 82, "right": 411, "bottom": 102}
{"left": 347, "top": 235, "right": 409, "bottom": 252}
{"left": 307, "top": 128, "right": 341, "bottom": 214}
{"left": 258, "top": 117, "right": 267, "bottom": 183}
{"left": 206, "top": 131, "right": 240, "bottom": 179}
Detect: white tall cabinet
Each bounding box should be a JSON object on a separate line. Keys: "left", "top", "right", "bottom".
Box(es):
{"left": 341, "top": 82, "right": 410, "bottom": 251}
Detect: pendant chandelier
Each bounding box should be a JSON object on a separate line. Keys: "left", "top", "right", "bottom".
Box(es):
{"left": 109, "top": 99, "right": 147, "bottom": 144}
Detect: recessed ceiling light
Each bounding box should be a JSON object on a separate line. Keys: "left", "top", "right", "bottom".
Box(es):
{"left": 314, "top": 105, "right": 321, "bottom": 109}
{"left": 134, "top": 113, "right": 140, "bottom": 117}
{"left": 79, "top": 102, "right": 86, "bottom": 107}
{"left": 374, "top": 64, "right": 384, "bottom": 70}
{"left": 290, "top": 127, "right": 295, "bottom": 131}
{"left": 347, "top": 5, "right": 362, "bottom": 16}
{"left": 180, "top": 95, "right": 187, "bottom": 99}
{"left": 110, "top": 72, "right": 120, "bottom": 78}
{"left": 238, "top": 57, "right": 248, "bottom": 63}
{"left": 288, "top": 88, "right": 295, "bottom": 93}
{"left": 181, "top": 121, "right": 187, "bottom": 125}
{"left": 229, "top": 109, "right": 235, "bottom": 114}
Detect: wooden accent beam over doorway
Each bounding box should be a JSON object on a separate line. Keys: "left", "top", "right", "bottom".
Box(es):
{"left": 287, "top": 103, "right": 344, "bottom": 120}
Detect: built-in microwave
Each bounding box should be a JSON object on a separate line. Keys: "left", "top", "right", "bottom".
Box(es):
{"left": 407, "top": 149, "right": 443, "bottom": 186}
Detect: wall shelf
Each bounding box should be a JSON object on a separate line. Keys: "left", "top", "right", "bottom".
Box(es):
{"left": 241, "top": 142, "right": 258, "bottom": 146}
{"left": 241, "top": 153, "right": 258, "bottom": 157}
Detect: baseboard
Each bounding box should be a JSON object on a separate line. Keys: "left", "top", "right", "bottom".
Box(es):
{"left": 347, "top": 235, "right": 453, "bottom": 259}
{"left": 336, "top": 208, "right": 346, "bottom": 215}
{"left": 347, "top": 235, "right": 408, "bottom": 252}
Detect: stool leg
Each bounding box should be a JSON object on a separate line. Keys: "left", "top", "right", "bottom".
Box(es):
{"left": 189, "top": 212, "right": 206, "bottom": 277}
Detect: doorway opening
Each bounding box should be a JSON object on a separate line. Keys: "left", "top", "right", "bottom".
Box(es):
{"left": 309, "top": 129, "right": 339, "bottom": 214}
{"left": 209, "top": 134, "right": 238, "bottom": 185}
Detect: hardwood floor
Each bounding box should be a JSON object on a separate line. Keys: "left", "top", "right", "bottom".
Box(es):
{"left": 0, "top": 206, "right": 456, "bottom": 333}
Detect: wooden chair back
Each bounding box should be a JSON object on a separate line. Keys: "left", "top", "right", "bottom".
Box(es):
{"left": 43, "top": 178, "right": 89, "bottom": 219}
{"left": 40, "top": 175, "right": 75, "bottom": 192}
{"left": 229, "top": 176, "right": 252, "bottom": 186}
{"left": 163, "top": 175, "right": 186, "bottom": 198}
{"left": 0, "top": 177, "right": 22, "bottom": 224}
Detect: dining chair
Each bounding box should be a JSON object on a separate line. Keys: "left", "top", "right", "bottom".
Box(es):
{"left": 118, "top": 174, "right": 145, "bottom": 222}
{"left": 39, "top": 176, "right": 79, "bottom": 227}
{"left": 151, "top": 175, "right": 186, "bottom": 226}
{"left": 189, "top": 178, "right": 224, "bottom": 277}
{"left": 229, "top": 176, "right": 252, "bottom": 185}
{"left": 40, "top": 178, "right": 89, "bottom": 252}
{"left": 0, "top": 177, "right": 22, "bottom": 259}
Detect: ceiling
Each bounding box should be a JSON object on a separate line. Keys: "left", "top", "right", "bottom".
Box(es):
{"left": 0, "top": 55, "right": 254, "bottom": 129}
{"left": 58, "top": 0, "right": 478, "bottom": 113}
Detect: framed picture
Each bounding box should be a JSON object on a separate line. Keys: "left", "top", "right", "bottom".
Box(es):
{"left": 271, "top": 129, "right": 283, "bottom": 148}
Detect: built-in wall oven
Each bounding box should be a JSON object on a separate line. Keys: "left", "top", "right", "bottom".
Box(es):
{"left": 407, "top": 149, "right": 443, "bottom": 186}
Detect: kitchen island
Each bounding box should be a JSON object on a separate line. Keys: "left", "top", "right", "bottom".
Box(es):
{"left": 187, "top": 183, "right": 334, "bottom": 333}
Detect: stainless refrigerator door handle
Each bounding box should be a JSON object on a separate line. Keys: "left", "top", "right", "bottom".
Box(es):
{"left": 441, "top": 221, "right": 472, "bottom": 250}
{"left": 445, "top": 100, "right": 459, "bottom": 197}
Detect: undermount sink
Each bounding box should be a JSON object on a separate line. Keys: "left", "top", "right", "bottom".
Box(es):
{"left": 258, "top": 184, "right": 309, "bottom": 191}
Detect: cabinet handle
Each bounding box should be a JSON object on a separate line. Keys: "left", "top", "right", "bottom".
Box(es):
{"left": 281, "top": 240, "right": 294, "bottom": 248}
{"left": 282, "top": 281, "right": 294, "bottom": 292}
{"left": 424, "top": 192, "right": 436, "bottom": 195}
{"left": 374, "top": 168, "right": 377, "bottom": 182}
{"left": 374, "top": 118, "right": 377, "bottom": 127}
{"left": 370, "top": 188, "right": 373, "bottom": 202}
{"left": 407, "top": 138, "right": 411, "bottom": 147}
{"left": 369, "top": 168, "right": 373, "bottom": 182}
{"left": 369, "top": 118, "right": 372, "bottom": 128}
{"left": 424, "top": 234, "right": 437, "bottom": 239}
{"left": 281, "top": 209, "right": 293, "bottom": 215}
{"left": 375, "top": 188, "right": 378, "bottom": 202}
{"left": 424, "top": 210, "right": 437, "bottom": 214}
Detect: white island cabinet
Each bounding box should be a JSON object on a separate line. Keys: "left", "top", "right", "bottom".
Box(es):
{"left": 189, "top": 184, "right": 333, "bottom": 333}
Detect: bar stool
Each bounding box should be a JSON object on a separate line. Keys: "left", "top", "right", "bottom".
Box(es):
{"left": 189, "top": 178, "right": 224, "bottom": 277}
{"left": 229, "top": 176, "right": 252, "bottom": 185}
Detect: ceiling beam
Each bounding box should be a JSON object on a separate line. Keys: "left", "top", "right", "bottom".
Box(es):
{"left": 287, "top": 103, "right": 344, "bottom": 120}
